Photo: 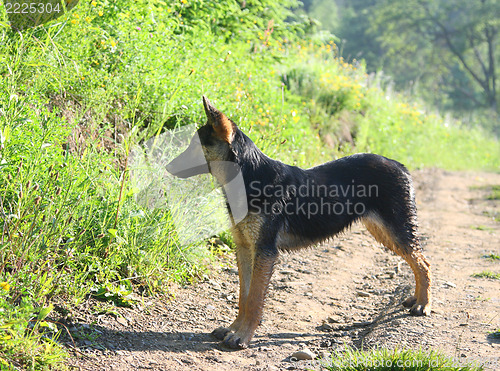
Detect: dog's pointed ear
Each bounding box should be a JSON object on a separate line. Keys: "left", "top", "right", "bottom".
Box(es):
{"left": 202, "top": 96, "right": 235, "bottom": 143}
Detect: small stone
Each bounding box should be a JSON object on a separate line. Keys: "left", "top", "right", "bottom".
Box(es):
{"left": 210, "top": 281, "right": 221, "bottom": 290}
{"left": 291, "top": 348, "right": 316, "bottom": 360}
{"left": 320, "top": 339, "right": 332, "bottom": 347}
{"left": 356, "top": 290, "right": 371, "bottom": 297}
{"left": 318, "top": 350, "right": 331, "bottom": 359}
{"left": 116, "top": 316, "right": 128, "bottom": 326}
{"left": 319, "top": 322, "right": 333, "bottom": 331}
{"left": 328, "top": 315, "right": 343, "bottom": 323}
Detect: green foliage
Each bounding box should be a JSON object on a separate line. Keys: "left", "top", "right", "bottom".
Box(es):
{"left": 483, "top": 254, "right": 500, "bottom": 261}
{"left": 0, "top": 295, "right": 66, "bottom": 370}
{"left": 283, "top": 46, "right": 500, "bottom": 170}
{"left": 472, "top": 271, "right": 500, "bottom": 280}
{"left": 486, "top": 185, "right": 500, "bottom": 200}
{"left": 91, "top": 282, "right": 136, "bottom": 307}
{"left": 471, "top": 185, "right": 500, "bottom": 200}
{"left": 0, "top": 0, "right": 499, "bottom": 367}
{"left": 0, "top": 0, "right": 318, "bottom": 366}
{"left": 371, "top": 0, "right": 499, "bottom": 112}
{"left": 299, "top": 0, "right": 500, "bottom": 134}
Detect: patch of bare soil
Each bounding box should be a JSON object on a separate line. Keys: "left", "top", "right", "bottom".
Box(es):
{"left": 67, "top": 170, "right": 500, "bottom": 370}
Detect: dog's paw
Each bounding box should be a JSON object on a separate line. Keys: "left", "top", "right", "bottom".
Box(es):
{"left": 402, "top": 295, "right": 417, "bottom": 308}
{"left": 212, "top": 327, "right": 231, "bottom": 340}
{"left": 409, "top": 303, "right": 431, "bottom": 316}
{"left": 222, "top": 332, "right": 248, "bottom": 349}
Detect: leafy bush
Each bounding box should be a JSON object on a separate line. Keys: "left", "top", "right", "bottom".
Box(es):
{"left": 283, "top": 46, "right": 500, "bottom": 170}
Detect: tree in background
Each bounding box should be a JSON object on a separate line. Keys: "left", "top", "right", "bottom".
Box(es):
{"left": 300, "top": 0, "right": 339, "bottom": 33}
{"left": 298, "top": 0, "right": 499, "bottom": 131}
{"left": 372, "top": 0, "right": 498, "bottom": 113}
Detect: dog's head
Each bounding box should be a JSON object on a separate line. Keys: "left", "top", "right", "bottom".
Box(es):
{"left": 166, "top": 96, "right": 238, "bottom": 179}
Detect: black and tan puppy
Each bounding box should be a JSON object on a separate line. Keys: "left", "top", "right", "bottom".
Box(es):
{"left": 166, "top": 96, "right": 432, "bottom": 349}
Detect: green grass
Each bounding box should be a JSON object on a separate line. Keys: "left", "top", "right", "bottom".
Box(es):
{"left": 283, "top": 50, "right": 500, "bottom": 170}
{"left": 318, "top": 347, "right": 484, "bottom": 370}
{"left": 472, "top": 271, "right": 500, "bottom": 280}
{"left": 482, "top": 211, "right": 500, "bottom": 222}
{"left": 0, "top": 0, "right": 499, "bottom": 367}
{"left": 0, "top": 296, "right": 67, "bottom": 370}
{"left": 470, "top": 185, "right": 500, "bottom": 200}
{"left": 486, "top": 185, "right": 500, "bottom": 200}
{"left": 482, "top": 253, "right": 500, "bottom": 260}
{"left": 472, "top": 225, "right": 494, "bottom": 231}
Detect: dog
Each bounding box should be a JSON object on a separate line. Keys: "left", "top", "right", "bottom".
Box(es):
{"left": 166, "top": 96, "right": 432, "bottom": 349}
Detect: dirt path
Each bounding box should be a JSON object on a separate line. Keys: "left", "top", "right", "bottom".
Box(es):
{"left": 68, "top": 170, "right": 500, "bottom": 370}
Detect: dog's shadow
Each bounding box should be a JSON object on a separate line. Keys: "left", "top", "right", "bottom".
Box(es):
{"left": 60, "top": 310, "right": 407, "bottom": 356}
{"left": 60, "top": 322, "right": 343, "bottom": 354}
{"left": 60, "top": 286, "right": 431, "bottom": 355}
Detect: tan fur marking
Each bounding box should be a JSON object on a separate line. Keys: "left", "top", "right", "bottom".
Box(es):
{"left": 225, "top": 213, "right": 263, "bottom": 334}
{"left": 224, "top": 254, "right": 276, "bottom": 348}
{"left": 405, "top": 252, "right": 432, "bottom": 308}
{"left": 362, "top": 215, "right": 431, "bottom": 314}
{"left": 227, "top": 246, "right": 253, "bottom": 332}
{"left": 242, "top": 255, "right": 275, "bottom": 327}
{"left": 362, "top": 218, "right": 399, "bottom": 252}
{"left": 231, "top": 213, "right": 264, "bottom": 250}
{"left": 213, "top": 115, "right": 234, "bottom": 143}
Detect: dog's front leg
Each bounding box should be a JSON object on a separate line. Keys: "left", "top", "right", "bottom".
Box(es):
{"left": 223, "top": 250, "right": 277, "bottom": 349}
{"left": 212, "top": 246, "right": 253, "bottom": 340}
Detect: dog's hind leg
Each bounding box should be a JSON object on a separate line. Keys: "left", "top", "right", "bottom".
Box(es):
{"left": 212, "top": 245, "right": 253, "bottom": 340}
{"left": 222, "top": 250, "right": 277, "bottom": 349}
{"left": 362, "top": 215, "right": 432, "bottom": 316}
{"left": 399, "top": 250, "right": 432, "bottom": 315}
